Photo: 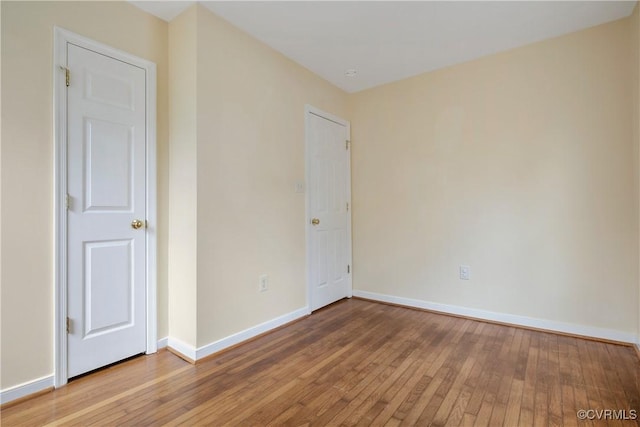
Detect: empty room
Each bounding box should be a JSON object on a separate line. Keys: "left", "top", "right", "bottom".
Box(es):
{"left": 1, "top": 0, "right": 639, "bottom": 425}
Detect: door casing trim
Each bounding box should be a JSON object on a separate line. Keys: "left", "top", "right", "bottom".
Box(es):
{"left": 53, "top": 27, "right": 157, "bottom": 388}
{"left": 304, "top": 105, "right": 352, "bottom": 313}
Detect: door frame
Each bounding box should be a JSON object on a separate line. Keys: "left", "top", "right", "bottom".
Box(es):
{"left": 53, "top": 27, "right": 157, "bottom": 387}
{"left": 304, "top": 105, "right": 352, "bottom": 313}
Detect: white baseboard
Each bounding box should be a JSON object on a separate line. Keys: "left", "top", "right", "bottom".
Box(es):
{"left": 166, "top": 307, "right": 309, "bottom": 362}
{"left": 195, "top": 307, "right": 308, "bottom": 360}
{"left": 0, "top": 375, "right": 54, "bottom": 405}
{"left": 353, "top": 290, "right": 637, "bottom": 344}
{"left": 157, "top": 337, "right": 168, "bottom": 349}
{"left": 167, "top": 336, "right": 197, "bottom": 361}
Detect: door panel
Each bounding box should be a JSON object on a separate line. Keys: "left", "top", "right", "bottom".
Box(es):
{"left": 67, "top": 43, "right": 146, "bottom": 378}
{"left": 308, "top": 111, "right": 351, "bottom": 311}
{"left": 84, "top": 239, "right": 133, "bottom": 336}
{"left": 85, "top": 68, "right": 135, "bottom": 110}
{"left": 84, "top": 118, "right": 134, "bottom": 211}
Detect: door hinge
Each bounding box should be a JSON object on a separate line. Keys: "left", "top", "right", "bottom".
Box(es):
{"left": 347, "top": 265, "right": 350, "bottom": 274}
{"left": 66, "top": 317, "right": 71, "bottom": 334}
{"left": 59, "top": 66, "right": 70, "bottom": 87}
{"left": 65, "top": 193, "right": 70, "bottom": 210}
{"left": 346, "top": 202, "right": 349, "bottom": 212}
{"left": 346, "top": 140, "right": 351, "bottom": 150}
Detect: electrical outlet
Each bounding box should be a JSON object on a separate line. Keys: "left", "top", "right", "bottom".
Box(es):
{"left": 259, "top": 274, "right": 269, "bottom": 292}
{"left": 459, "top": 265, "right": 470, "bottom": 280}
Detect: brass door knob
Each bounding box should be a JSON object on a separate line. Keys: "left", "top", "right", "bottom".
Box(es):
{"left": 311, "top": 218, "right": 320, "bottom": 225}
{"left": 131, "top": 219, "right": 144, "bottom": 230}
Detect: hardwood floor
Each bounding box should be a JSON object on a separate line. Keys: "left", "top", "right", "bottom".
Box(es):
{"left": 2, "top": 298, "right": 639, "bottom": 426}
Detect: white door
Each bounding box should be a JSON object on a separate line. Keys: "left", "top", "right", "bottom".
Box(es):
{"left": 66, "top": 43, "right": 147, "bottom": 378}
{"left": 307, "top": 109, "right": 352, "bottom": 311}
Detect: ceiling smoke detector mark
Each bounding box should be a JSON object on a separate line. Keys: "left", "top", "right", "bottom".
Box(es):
{"left": 345, "top": 69, "right": 357, "bottom": 78}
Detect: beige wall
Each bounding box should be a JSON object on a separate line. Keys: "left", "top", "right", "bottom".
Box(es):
{"left": 174, "top": 5, "right": 348, "bottom": 347}
{"left": 167, "top": 6, "right": 198, "bottom": 347}
{"left": 0, "top": 1, "right": 169, "bottom": 389}
{"left": 350, "top": 17, "right": 638, "bottom": 336}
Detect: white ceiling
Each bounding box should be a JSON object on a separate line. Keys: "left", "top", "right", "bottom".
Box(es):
{"left": 130, "top": 1, "right": 637, "bottom": 93}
